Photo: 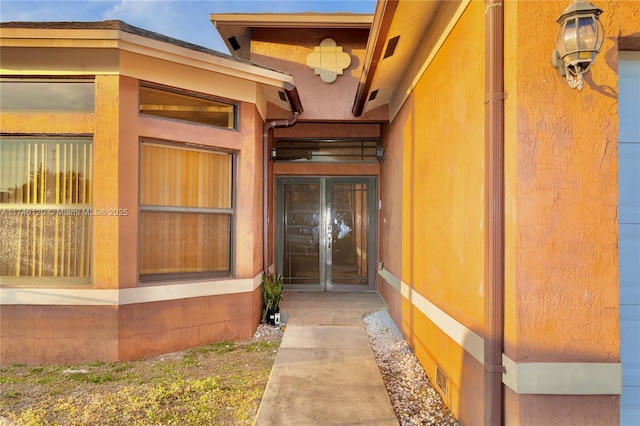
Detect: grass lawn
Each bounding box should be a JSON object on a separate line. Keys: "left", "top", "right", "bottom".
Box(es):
{"left": 0, "top": 335, "right": 280, "bottom": 425}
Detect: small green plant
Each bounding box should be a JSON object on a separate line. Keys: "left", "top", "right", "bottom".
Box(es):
{"left": 261, "top": 272, "right": 283, "bottom": 324}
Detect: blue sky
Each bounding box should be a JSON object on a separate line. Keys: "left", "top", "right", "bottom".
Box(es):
{"left": 0, "top": 0, "right": 377, "bottom": 54}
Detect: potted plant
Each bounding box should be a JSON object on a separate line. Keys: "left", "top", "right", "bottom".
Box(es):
{"left": 261, "top": 272, "right": 283, "bottom": 325}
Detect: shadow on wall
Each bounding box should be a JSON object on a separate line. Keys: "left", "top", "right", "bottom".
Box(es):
{"left": 387, "top": 281, "right": 621, "bottom": 425}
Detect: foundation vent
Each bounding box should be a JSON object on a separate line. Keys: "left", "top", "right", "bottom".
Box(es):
{"left": 435, "top": 364, "right": 448, "bottom": 396}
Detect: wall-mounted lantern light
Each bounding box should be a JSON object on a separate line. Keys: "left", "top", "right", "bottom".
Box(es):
{"left": 551, "top": 0, "right": 604, "bottom": 90}
{"left": 376, "top": 146, "right": 385, "bottom": 161}
{"left": 270, "top": 147, "right": 278, "bottom": 161}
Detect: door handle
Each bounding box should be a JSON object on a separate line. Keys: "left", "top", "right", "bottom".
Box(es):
{"left": 327, "top": 225, "right": 332, "bottom": 250}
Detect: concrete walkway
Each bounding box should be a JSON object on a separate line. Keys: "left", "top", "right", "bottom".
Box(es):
{"left": 254, "top": 291, "right": 399, "bottom": 426}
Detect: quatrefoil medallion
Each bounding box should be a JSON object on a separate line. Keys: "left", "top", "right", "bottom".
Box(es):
{"left": 306, "top": 38, "right": 352, "bottom": 83}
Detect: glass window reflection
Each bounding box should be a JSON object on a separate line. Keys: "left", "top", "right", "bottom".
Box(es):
{"left": 0, "top": 79, "right": 95, "bottom": 112}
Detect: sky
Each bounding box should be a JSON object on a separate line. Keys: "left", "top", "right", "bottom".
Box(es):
{"left": 0, "top": 0, "right": 377, "bottom": 54}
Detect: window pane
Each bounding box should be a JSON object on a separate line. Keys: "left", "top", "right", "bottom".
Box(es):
{"left": 0, "top": 137, "right": 92, "bottom": 280}
{"left": 0, "top": 138, "right": 92, "bottom": 205}
{"left": 0, "top": 212, "right": 91, "bottom": 278}
{"left": 140, "top": 144, "right": 231, "bottom": 209}
{"left": 139, "top": 141, "right": 234, "bottom": 280}
{"left": 139, "top": 84, "right": 236, "bottom": 129}
{"left": 274, "top": 139, "right": 381, "bottom": 162}
{"left": 139, "top": 212, "right": 230, "bottom": 276}
{"left": 0, "top": 80, "right": 95, "bottom": 112}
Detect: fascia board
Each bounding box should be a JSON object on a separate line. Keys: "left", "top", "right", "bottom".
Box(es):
{"left": 116, "top": 31, "right": 294, "bottom": 89}
{"left": 0, "top": 28, "right": 121, "bottom": 42}
{"left": 211, "top": 13, "right": 373, "bottom": 29}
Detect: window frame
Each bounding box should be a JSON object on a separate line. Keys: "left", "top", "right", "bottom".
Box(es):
{"left": 138, "top": 139, "right": 236, "bottom": 283}
{"left": 138, "top": 82, "right": 239, "bottom": 131}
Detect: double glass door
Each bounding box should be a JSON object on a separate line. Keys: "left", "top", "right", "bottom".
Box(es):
{"left": 276, "top": 177, "right": 377, "bottom": 291}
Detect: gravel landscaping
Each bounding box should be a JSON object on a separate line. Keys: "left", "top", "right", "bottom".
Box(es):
{"left": 364, "top": 310, "right": 460, "bottom": 426}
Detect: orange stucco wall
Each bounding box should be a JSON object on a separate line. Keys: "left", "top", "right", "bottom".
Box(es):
{"left": 501, "top": 1, "right": 639, "bottom": 424}
{"left": 379, "top": 2, "right": 486, "bottom": 422}
{"left": 401, "top": 0, "right": 485, "bottom": 334}
{"left": 380, "top": 0, "right": 638, "bottom": 424}
{"left": 504, "top": 0, "right": 628, "bottom": 363}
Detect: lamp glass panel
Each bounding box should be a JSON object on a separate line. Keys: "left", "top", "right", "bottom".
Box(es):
{"left": 577, "top": 17, "right": 598, "bottom": 50}
{"left": 595, "top": 18, "right": 605, "bottom": 50}
{"left": 562, "top": 19, "right": 578, "bottom": 54}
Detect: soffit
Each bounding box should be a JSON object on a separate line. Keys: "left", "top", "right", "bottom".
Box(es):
{"left": 355, "top": 0, "right": 442, "bottom": 117}
{"left": 211, "top": 13, "right": 373, "bottom": 59}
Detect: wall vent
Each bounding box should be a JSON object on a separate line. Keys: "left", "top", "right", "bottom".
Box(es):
{"left": 228, "top": 36, "right": 241, "bottom": 51}
{"left": 383, "top": 35, "right": 400, "bottom": 59}
{"left": 435, "top": 364, "right": 448, "bottom": 396}
{"left": 368, "top": 89, "right": 378, "bottom": 101}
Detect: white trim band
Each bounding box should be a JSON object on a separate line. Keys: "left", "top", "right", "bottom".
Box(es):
{"left": 0, "top": 273, "right": 262, "bottom": 306}
{"left": 502, "top": 356, "right": 622, "bottom": 395}
{"left": 378, "top": 267, "right": 622, "bottom": 395}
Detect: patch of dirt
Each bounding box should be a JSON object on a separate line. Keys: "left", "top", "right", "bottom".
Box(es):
{"left": 0, "top": 324, "right": 283, "bottom": 425}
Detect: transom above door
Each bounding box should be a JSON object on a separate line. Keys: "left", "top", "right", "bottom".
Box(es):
{"left": 276, "top": 177, "right": 377, "bottom": 291}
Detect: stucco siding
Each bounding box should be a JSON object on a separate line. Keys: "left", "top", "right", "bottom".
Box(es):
{"left": 505, "top": 0, "right": 626, "bottom": 365}
{"left": 505, "top": 388, "right": 619, "bottom": 426}
{"left": 117, "top": 292, "right": 256, "bottom": 360}
{"left": 402, "top": 0, "right": 485, "bottom": 334}
{"left": 379, "top": 1, "right": 486, "bottom": 422}
{"left": 380, "top": 0, "right": 637, "bottom": 423}
{"left": 0, "top": 305, "right": 119, "bottom": 365}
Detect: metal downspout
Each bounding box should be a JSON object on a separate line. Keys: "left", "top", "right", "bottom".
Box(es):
{"left": 262, "top": 84, "right": 303, "bottom": 274}
{"left": 484, "top": 0, "right": 506, "bottom": 425}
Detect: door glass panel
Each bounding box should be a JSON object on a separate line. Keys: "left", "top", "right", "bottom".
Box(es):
{"left": 282, "top": 183, "right": 320, "bottom": 285}
{"left": 329, "top": 183, "right": 369, "bottom": 286}
{"left": 277, "top": 177, "right": 375, "bottom": 290}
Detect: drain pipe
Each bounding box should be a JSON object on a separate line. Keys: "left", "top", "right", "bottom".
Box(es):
{"left": 484, "top": 0, "right": 506, "bottom": 425}
{"left": 262, "top": 83, "right": 303, "bottom": 274}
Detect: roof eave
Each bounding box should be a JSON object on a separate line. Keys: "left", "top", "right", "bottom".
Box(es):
{"left": 210, "top": 13, "right": 374, "bottom": 29}
{"left": 211, "top": 13, "right": 374, "bottom": 60}
{"left": 0, "top": 22, "right": 295, "bottom": 90}
{"left": 352, "top": 1, "right": 399, "bottom": 117}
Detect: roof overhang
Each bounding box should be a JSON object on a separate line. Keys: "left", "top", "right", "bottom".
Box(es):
{"left": 353, "top": 0, "right": 470, "bottom": 119}
{"left": 211, "top": 13, "right": 373, "bottom": 59}
{"left": 0, "top": 21, "right": 301, "bottom": 114}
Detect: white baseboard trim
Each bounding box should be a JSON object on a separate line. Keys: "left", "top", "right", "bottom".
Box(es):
{"left": 378, "top": 268, "right": 622, "bottom": 395}
{"left": 0, "top": 273, "right": 262, "bottom": 306}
